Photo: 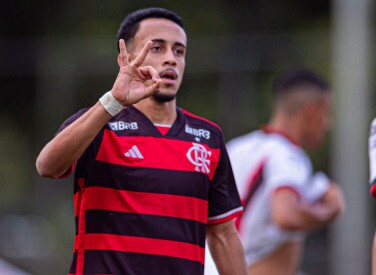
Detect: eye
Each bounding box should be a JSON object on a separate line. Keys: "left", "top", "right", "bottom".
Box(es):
{"left": 150, "top": 45, "right": 162, "bottom": 53}
{"left": 174, "top": 48, "right": 185, "bottom": 56}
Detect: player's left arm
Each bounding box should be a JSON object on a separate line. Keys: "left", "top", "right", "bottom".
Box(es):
{"left": 206, "top": 220, "right": 248, "bottom": 275}
{"left": 271, "top": 183, "right": 344, "bottom": 231}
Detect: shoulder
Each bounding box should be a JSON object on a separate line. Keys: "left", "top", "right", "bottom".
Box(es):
{"left": 180, "top": 108, "right": 221, "bottom": 131}
{"left": 179, "top": 108, "right": 223, "bottom": 143}
{"left": 58, "top": 108, "right": 90, "bottom": 131}
{"left": 227, "top": 130, "right": 261, "bottom": 147}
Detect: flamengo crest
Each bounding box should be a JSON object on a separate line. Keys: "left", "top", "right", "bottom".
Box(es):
{"left": 186, "top": 143, "right": 212, "bottom": 174}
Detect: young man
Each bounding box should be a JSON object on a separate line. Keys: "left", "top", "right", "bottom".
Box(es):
{"left": 36, "top": 7, "right": 247, "bottom": 275}
{"left": 369, "top": 117, "right": 376, "bottom": 275}
{"left": 225, "top": 70, "right": 345, "bottom": 275}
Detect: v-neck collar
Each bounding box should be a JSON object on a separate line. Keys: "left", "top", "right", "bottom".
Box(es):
{"left": 127, "top": 106, "right": 185, "bottom": 137}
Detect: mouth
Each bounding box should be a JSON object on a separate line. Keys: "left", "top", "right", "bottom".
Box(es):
{"left": 159, "top": 69, "right": 178, "bottom": 85}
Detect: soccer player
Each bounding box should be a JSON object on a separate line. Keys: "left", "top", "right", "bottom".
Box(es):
{"left": 369, "top": 117, "right": 376, "bottom": 275}
{"left": 226, "top": 70, "right": 345, "bottom": 275}
{"left": 36, "top": 7, "right": 248, "bottom": 275}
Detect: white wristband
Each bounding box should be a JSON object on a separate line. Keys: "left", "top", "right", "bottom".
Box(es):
{"left": 99, "top": 91, "right": 124, "bottom": 116}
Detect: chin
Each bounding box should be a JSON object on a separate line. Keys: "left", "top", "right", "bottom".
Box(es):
{"left": 152, "top": 93, "right": 176, "bottom": 103}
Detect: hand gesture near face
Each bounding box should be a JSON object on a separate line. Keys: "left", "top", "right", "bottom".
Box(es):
{"left": 111, "top": 39, "right": 162, "bottom": 106}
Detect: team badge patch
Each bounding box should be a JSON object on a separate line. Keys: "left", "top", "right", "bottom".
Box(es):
{"left": 186, "top": 143, "right": 212, "bottom": 174}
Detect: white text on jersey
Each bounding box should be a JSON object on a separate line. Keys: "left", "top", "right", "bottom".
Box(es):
{"left": 185, "top": 124, "right": 211, "bottom": 140}
{"left": 109, "top": 122, "right": 138, "bottom": 131}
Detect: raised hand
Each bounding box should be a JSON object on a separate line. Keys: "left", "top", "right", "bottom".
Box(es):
{"left": 111, "top": 39, "right": 162, "bottom": 106}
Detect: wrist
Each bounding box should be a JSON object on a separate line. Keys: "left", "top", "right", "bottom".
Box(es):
{"left": 99, "top": 91, "right": 125, "bottom": 116}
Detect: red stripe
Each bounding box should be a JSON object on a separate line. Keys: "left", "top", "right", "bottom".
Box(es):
{"left": 73, "top": 193, "right": 80, "bottom": 217}
{"left": 75, "top": 178, "right": 87, "bottom": 275}
{"left": 371, "top": 180, "right": 376, "bottom": 198}
{"left": 96, "top": 129, "right": 220, "bottom": 180}
{"left": 82, "top": 233, "right": 205, "bottom": 264}
{"left": 273, "top": 186, "right": 301, "bottom": 198}
{"left": 83, "top": 186, "right": 208, "bottom": 223}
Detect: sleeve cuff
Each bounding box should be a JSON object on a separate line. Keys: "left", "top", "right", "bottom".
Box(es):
{"left": 208, "top": 206, "right": 243, "bottom": 225}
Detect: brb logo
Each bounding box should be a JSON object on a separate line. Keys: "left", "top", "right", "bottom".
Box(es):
{"left": 186, "top": 143, "right": 212, "bottom": 174}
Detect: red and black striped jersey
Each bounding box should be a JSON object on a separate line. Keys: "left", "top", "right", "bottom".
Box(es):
{"left": 57, "top": 106, "right": 243, "bottom": 275}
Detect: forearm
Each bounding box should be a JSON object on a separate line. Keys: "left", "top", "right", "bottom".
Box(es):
{"left": 207, "top": 222, "right": 248, "bottom": 275}
{"left": 294, "top": 200, "right": 341, "bottom": 230}
{"left": 36, "top": 102, "right": 112, "bottom": 178}
{"left": 297, "top": 184, "right": 344, "bottom": 229}
{"left": 272, "top": 188, "right": 344, "bottom": 231}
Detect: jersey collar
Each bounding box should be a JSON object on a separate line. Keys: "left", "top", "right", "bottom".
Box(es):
{"left": 261, "top": 125, "right": 300, "bottom": 146}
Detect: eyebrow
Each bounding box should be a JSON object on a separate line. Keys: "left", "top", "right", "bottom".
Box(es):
{"left": 151, "top": 39, "right": 186, "bottom": 48}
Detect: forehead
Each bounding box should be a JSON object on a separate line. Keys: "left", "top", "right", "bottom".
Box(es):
{"left": 135, "top": 18, "right": 187, "bottom": 46}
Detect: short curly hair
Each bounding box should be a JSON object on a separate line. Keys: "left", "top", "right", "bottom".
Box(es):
{"left": 116, "top": 7, "right": 184, "bottom": 52}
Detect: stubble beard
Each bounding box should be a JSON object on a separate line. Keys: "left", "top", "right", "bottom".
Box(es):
{"left": 152, "top": 92, "right": 176, "bottom": 103}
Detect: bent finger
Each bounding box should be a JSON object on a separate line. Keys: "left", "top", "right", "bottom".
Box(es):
{"left": 139, "top": 65, "right": 160, "bottom": 81}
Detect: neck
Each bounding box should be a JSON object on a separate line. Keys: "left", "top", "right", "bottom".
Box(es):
{"left": 133, "top": 97, "right": 177, "bottom": 125}
{"left": 268, "top": 114, "right": 301, "bottom": 146}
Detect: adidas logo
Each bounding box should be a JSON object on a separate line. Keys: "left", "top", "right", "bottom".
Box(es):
{"left": 124, "top": 145, "right": 144, "bottom": 159}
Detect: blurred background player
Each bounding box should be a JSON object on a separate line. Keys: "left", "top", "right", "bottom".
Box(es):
{"left": 369, "top": 118, "right": 376, "bottom": 275}
{"left": 222, "top": 69, "right": 345, "bottom": 275}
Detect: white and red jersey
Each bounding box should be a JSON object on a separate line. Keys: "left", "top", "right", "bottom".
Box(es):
{"left": 369, "top": 118, "right": 376, "bottom": 197}
{"left": 226, "top": 126, "right": 330, "bottom": 265}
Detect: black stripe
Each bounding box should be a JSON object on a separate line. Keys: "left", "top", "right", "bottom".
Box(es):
{"left": 69, "top": 252, "right": 77, "bottom": 274}
{"left": 85, "top": 210, "right": 206, "bottom": 247}
{"left": 76, "top": 162, "right": 210, "bottom": 200}
{"left": 82, "top": 250, "right": 204, "bottom": 275}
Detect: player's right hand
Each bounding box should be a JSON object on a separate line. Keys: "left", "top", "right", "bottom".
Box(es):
{"left": 111, "top": 39, "right": 162, "bottom": 106}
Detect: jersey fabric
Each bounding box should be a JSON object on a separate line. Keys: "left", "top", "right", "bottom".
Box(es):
{"left": 226, "top": 126, "right": 330, "bottom": 265}
{"left": 369, "top": 118, "right": 376, "bottom": 197}
{"left": 57, "top": 106, "right": 243, "bottom": 275}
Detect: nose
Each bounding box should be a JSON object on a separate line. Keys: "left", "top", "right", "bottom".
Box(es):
{"left": 163, "top": 49, "right": 177, "bottom": 66}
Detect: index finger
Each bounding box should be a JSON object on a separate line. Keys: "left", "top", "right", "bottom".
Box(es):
{"left": 131, "top": 40, "right": 153, "bottom": 67}
{"left": 119, "top": 39, "right": 129, "bottom": 67}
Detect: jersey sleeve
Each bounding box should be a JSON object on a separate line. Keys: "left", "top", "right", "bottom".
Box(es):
{"left": 265, "top": 148, "right": 311, "bottom": 197}
{"left": 207, "top": 133, "right": 243, "bottom": 224}
{"left": 304, "top": 172, "right": 331, "bottom": 202}
{"left": 54, "top": 108, "right": 89, "bottom": 178}
{"left": 56, "top": 108, "right": 89, "bottom": 135}
{"left": 369, "top": 118, "right": 376, "bottom": 197}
